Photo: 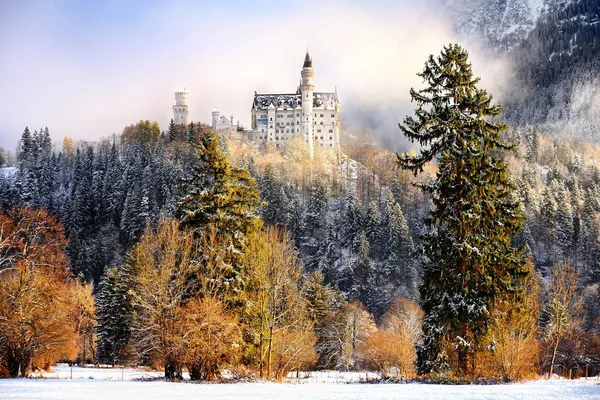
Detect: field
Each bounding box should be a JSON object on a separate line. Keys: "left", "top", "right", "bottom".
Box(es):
{"left": 0, "top": 365, "right": 599, "bottom": 400}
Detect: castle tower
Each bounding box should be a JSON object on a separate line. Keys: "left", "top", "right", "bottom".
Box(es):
{"left": 211, "top": 107, "right": 220, "bottom": 132}
{"left": 300, "top": 51, "right": 315, "bottom": 159}
{"left": 173, "top": 87, "right": 190, "bottom": 126}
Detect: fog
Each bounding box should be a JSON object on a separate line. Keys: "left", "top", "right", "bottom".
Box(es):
{"left": 0, "top": 0, "right": 510, "bottom": 153}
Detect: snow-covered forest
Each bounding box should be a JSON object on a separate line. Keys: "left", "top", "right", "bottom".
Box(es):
{"left": 1, "top": 114, "right": 600, "bottom": 381}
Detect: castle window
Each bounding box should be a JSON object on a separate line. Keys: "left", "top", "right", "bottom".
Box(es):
{"left": 329, "top": 136, "right": 332, "bottom": 140}
{"left": 331, "top": 114, "right": 335, "bottom": 117}
{"left": 330, "top": 144, "right": 332, "bottom": 147}
{"left": 320, "top": 122, "right": 323, "bottom": 125}
{"left": 332, "top": 122, "right": 335, "bottom": 125}
{"left": 296, "top": 129, "right": 299, "bottom": 133}
{"left": 314, "top": 114, "right": 317, "bottom": 117}
{"left": 320, "top": 136, "right": 323, "bottom": 140}
{"left": 320, "top": 114, "right": 324, "bottom": 117}
{"left": 270, "top": 125, "right": 273, "bottom": 128}
{"left": 317, "top": 129, "right": 321, "bottom": 133}
{"left": 329, "top": 129, "right": 333, "bottom": 133}
{"left": 286, "top": 129, "right": 289, "bottom": 133}
{"left": 286, "top": 122, "right": 290, "bottom": 126}
{"left": 296, "top": 113, "right": 300, "bottom": 117}
{"left": 296, "top": 121, "right": 299, "bottom": 125}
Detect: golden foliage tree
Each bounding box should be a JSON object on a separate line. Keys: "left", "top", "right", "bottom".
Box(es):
{"left": 127, "top": 218, "right": 242, "bottom": 380}
{"left": 244, "top": 227, "right": 317, "bottom": 380}
{"left": 476, "top": 258, "right": 541, "bottom": 381}
{"left": 182, "top": 297, "right": 241, "bottom": 381}
{"left": 544, "top": 264, "right": 582, "bottom": 378}
{"left": 359, "top": 299, "right": 422, "bottom": 380}
{"left": 317, "top": 301, "right": 376, "bottom": 371}
{"left": 127, "top": 218, "right": 199, "bottom": 379}
{"left": 71, "top": 278, "right": 97, "bottom": 365}
{"left": 121, "top": 120, "right": 161, "bottom": 147}
{"left": 0, "top": 208, "right": 80, "bottom": 377}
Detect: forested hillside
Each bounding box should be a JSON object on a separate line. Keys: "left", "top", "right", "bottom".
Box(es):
{"left": 1, "top": 114, "right": 600, "bottom": 379}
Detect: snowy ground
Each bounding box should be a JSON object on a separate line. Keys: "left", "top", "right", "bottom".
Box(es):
{"left": 1, "top": 365, "right": 599, "bottom": 400}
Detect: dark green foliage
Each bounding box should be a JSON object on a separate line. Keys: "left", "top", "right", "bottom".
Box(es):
{"left": 397, "top": 44, "right": 526, "bottom": 375}
{"left": 176, "top": 130, "right": 262, "bottom": 247}
{"left": 300, "top": 179, "right": 330, "bottom": 271}
{"left": 95, "top": 267, "right": 134, "bottom": 366}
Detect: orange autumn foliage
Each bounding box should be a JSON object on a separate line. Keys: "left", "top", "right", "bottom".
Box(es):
{"left": 0, "top": 208, "right": 87, "bottom": 377}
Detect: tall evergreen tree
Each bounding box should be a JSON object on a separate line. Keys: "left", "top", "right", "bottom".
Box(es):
{"left": 95, "top": 267, "right": 134, "bottom": 366}
{"left": 301, "top": 179, "right": 329, "bottom": 271}
{"left": 397, "top": 44, "right": 527, "bottom": 375}
{"left": 177, "top": 130, "right": 262, "bottom": 247}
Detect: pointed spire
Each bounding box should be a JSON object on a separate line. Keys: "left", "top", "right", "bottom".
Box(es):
{"left": 303, "top": 50, "right": 312, "bottom": 68}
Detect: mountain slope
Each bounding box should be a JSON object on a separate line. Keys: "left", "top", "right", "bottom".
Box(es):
{"left": 441, "top": 0, "right": 574, "bottom": 52}
{"left": 504, "top": 0, "right": 600, "bottom": 138}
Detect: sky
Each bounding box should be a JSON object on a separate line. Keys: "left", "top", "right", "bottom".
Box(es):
{"left": 0, "top": 0, "right": 504, "bottom": 153}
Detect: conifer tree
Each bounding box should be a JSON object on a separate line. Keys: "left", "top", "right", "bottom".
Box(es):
{"left": 341, "top": 192, "right": 361, "bottom": 249}
{"left": 301, "top": 179, "right": 329, "bottom": 271}
{"left": 259, "top": 164, "right": 283, "bottom": 226}
{"left": 386, "top": 200, "right": 417, "bottom": 295}
{"left": 95, "top": 267, "right": 134, "bottom": 366}
{"left": 177, "top": 130, "right": 262, "bottom": 248}
{"left": 397, "top": 44, "right": 526, "bottom": 375}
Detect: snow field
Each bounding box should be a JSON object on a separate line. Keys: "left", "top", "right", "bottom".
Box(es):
{"left": 1, "top": 365, "right": 599, "bottom": 400}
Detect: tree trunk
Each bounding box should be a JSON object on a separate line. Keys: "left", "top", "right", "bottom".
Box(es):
{"left": 267, "top": 324, "right": 274, "bottom": 379}
{"left": 549, "top": 337, "right": 560, "bottom": 379}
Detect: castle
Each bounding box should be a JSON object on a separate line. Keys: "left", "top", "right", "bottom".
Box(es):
{"left": 172, "top": 52, "right": 340, "bottom": 158}
{"left": 249, "top": 52, "right": 340, "bottom": 158}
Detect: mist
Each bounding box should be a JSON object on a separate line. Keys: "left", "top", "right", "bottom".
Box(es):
{"left": 0, "top": 0, "right": 511, "bottom": 153}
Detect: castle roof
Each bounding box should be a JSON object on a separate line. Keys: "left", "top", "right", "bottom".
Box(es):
{"left": 252, "top": 92, "right": 338, "bottom": 111}
{"left": 303, "top": 51, "right": 312, "bottom": 68}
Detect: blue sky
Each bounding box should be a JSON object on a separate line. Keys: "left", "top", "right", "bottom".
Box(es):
{"left": 0, "top": 0, "right": 498, "bottom": 152}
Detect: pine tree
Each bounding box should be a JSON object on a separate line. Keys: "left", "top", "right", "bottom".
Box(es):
{"left": 350, "top": 231, "right": 375, "bottom": 308}
{"left": 259, "top": 164, "right": 282, "bottom": 226}
{"left": 95, "top": 267, "right": 134, "bottom": 366}
{"left": 341, "top": 192, "right": 362, "bottom": 249}
{"left": 386, "top": 200, "right": 417, "bottom": 295}
{"left": 397, "top": 44, "right": 526, "bottom": 375}
{"left": 301, "top": 179, "right": 329, "bottom": 271}
{"left": 364, "top": 201, "right": 382, "bottom": 258}
{"left": 177, "top": 130, "right": 262, "bottom": 248}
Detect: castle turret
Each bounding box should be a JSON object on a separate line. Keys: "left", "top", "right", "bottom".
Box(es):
{"left": 211, "top": 107, "right": 220, "bottom": 132}
{"left": 300, "top": 51, "right": 315, "bottom": 159}
{"left": 173, "top": 87, "right": 190, "bottom": 126}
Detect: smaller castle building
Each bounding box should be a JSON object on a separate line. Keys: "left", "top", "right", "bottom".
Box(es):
{"left": 211, "top": 108, "right": 239, "bottom": 132}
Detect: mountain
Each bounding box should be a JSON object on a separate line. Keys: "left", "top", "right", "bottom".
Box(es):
{"left": 440, "top": 0, "right": 574, "bottom": 52}
{"left": 442, "top": 0, "right": 600, "bottom": 141}
{"left": 504, "top": 0, "right": 600, "bottom": 138}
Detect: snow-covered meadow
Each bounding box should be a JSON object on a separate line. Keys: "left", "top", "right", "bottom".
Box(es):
{"left": 1, "top": 365, "right": 599, "bottom": 400}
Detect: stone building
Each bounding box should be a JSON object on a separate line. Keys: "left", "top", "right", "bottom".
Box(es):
{"left": 249, "top": 52, "right": 340, "bottom": 158}
{"left": 172, "top": 87, "right": 190, "bottom": 126}
{"left": 211, "top": 108, "right": 239, "bottom": 132}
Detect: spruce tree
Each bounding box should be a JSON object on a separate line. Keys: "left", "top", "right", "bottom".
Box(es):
{"left": 177, "top": 130, "right": 262, "bottom": 247}
{"left": 397, "top": 44, "right": 526, "bottom": 375}
{"left": 301, "top": 179, "right": 329, "bottom": 271}
{"left": 95, "top": 267, "right": 134, "bottom": 366}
